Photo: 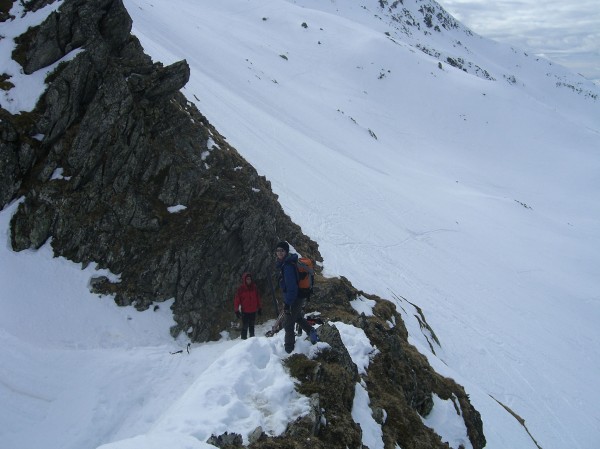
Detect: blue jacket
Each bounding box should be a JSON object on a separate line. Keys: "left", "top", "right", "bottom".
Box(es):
{"left": 277, "top": 253, "right": 298, "bottom": 305}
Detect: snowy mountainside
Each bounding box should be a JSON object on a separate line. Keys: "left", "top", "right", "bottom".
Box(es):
{"left": 2, "top": 1, "right": 485, "bottom": 448}
{"left": 1, "top": 0, "right": 599, "bottom": 449}
{"left": 123, "top": 1, "right": 600, "bottom": 449}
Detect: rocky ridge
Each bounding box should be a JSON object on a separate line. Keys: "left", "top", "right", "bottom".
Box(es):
{"left": 0, "top": 1, "right": 485, "bottom": 448}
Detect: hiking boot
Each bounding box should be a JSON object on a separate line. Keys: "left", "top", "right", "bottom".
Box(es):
{"left": 309, "top": 329, "right": 319, "bottom": 345}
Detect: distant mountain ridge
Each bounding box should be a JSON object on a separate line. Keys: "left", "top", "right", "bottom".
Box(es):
{"left": 302, "top": 0, "right": 598, "bottom": 102}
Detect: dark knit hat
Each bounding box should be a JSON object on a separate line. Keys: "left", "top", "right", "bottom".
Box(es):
{"left": 276, "top": 241, "right": 290, "bottom": 253}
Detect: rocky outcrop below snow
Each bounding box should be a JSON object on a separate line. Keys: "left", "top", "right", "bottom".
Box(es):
{"left": 1, "top": 0, "right": 485, "bottom": 448}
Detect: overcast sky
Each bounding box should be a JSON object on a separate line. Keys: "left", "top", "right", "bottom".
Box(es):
{"left": 436, "top": 0, "right": 600, "bottom": 83}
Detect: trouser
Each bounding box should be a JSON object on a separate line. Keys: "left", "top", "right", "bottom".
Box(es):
{"left": 241, "top": 312, "right": 256, "bottom": 339}
{"left": 284, "top": 298, "right": 314, "bottom": 353}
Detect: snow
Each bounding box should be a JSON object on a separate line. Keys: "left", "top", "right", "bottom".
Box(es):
{"left": 148, "top": 336, "right": 313, "bottom": 443}
{"left": 352, "top": 381, "right": 384, "bottom": 449}
{"left": 203, "top": 137, "right": 220, "bottom": 160}
{"left": 349, "top": 295, "right": 376, "bottom": 316}
{"left": 331, "top": 321, "right": 379, "bottom": 375}
{"left": 2, "top": 0, "right": 600, "bottom": 448}
{"left": 0, "top": 201, "right": 324, "bottom": 449}
{"left": 167, "top": 204, "right": 187, "bottom": 213}
{"left": 421, "top": 394, "right": 473, "bottom": 449}
{"left": 0, "top": 1, "right": 83, "bottom": 114}
{"left": 50, "top": 167, "right": 71, "bottom": 181}
{"left": 97, "top": 433, "right": 217, "bottom": 449}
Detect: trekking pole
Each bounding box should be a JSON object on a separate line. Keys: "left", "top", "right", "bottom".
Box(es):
{"left": 265, "top": 265, "right": 286, "bottom": 337}
{"left": 267, "top": 264, "right": 279, "bottom": 316}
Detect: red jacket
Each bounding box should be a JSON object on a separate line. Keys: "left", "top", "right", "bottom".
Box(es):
{"left": 234, "top": 273, "right": 262, "bottom": 313}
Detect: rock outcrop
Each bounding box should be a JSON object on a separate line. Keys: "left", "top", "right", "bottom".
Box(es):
{"left": 2, "top": 0, "right": 317, "bottom": 341}
{"left": 0, "top": 1, "right": 486, "bottom": 448}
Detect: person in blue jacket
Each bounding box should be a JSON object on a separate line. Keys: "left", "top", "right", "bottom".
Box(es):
{"left": 275, "top": 241, "right": 318, "bottom": 353}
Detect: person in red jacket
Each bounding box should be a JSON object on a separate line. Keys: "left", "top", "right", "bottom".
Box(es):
{"left": 234, "top": 272, "right": 262, "bottom": 339}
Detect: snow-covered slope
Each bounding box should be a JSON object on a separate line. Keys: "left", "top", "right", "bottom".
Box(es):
{"left": 2, "top": 0, "right": 599, "bottom": 448}
{"left": 123, "top": 1, "right": 600, "bottom": 447}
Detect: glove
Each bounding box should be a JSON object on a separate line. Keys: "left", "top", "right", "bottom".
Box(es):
{"left": 235, "top": 311, "right": 241, "bottom": 319}
{"left": 257, "top": 308, "right": 262, "bottom": 316}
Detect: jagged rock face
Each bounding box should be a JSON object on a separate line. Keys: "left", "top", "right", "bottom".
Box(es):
{"left": 304, "top": 279, "right": 486, "bottom": 449}
{"left": 1, "top": 0, "right": 318, "bottom": 341}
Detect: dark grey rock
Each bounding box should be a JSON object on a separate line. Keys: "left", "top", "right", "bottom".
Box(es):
{"left": 248, "top": 426, "right": 265, "bottom": 444}
{"left": 317, "top": 323, "right": 359, "bottom": 380}
{"left": 0, "top": 119, "right": 27, "bottom": 206}
{"left": 206, "top": 432, "right": 243, "bottom": 448}
{"left": 3, "top": 0, "right": 319, "bottom": 342}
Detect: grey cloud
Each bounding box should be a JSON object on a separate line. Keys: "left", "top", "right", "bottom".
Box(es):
{"left": 437, "top": 0, "right": 600, "bottom": 81}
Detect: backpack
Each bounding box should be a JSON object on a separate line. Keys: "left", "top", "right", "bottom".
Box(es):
{"left": 295, "top": 257, "right": 314, "bottom": 299}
